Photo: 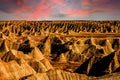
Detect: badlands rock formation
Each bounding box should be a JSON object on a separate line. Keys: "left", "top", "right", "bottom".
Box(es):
{"left": 0, "top": 20, "right": 120, "bottom": 80}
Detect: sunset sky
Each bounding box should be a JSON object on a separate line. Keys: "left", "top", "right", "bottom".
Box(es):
{"left": 0, "top": 0, "right": 120, "bottom": 20}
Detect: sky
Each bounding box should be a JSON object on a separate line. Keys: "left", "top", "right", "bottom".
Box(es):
{"left": 0, "top": 0, "right": 120, "bottom": 20}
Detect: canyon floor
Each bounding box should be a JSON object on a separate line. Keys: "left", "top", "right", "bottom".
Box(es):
{"left": 0, "top": 20, "right": 120, "bottom": 80}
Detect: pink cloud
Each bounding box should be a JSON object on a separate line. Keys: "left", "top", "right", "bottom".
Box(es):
{"left": 81, "top": 0, "right": 111, "bottom": 6}
{"left": 27, "top": 0, "right": 54, "bottom": 20}
{"left": 60, "top": 9, "right": 90, "bottom": 16}
{"left": 1, "top": 0, "right": 120, "bottom": 20}
{"left": 51, "top": 0, "right": 64, "bottom": 5}
{"left": 81, "top": 0, "right": 120, "bottom": 14}
{"left": 15, "top": 0, "right": 28, "bottom": 5}
{"left": 0, "top": 0, "right": 55, "bottom": 20}
{"left": 81, "top": 0, "right": 91, "bottom": 6}
{"left": 0, "top": 0, "right": 32, "bottom": 13}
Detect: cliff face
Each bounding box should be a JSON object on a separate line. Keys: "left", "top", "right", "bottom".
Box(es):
{"left": 0, "top": 21, "right": 120, "bottom": 80}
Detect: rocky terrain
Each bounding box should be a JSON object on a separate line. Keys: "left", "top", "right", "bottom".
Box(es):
{"left": 0, "top": 20, "right": 120, "bottom": 80}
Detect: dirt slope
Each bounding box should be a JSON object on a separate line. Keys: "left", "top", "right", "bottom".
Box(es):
{"left": 0, "top": 20, "right": 120, "bottom": 80}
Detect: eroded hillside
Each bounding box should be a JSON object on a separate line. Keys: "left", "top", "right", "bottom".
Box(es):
{"left": 0, "top": 20, "right": 120, "bottom": 80}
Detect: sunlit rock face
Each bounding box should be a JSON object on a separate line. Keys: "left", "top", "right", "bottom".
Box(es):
{"left": 0, "top": 20, "right": 120, "bottom": 80}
